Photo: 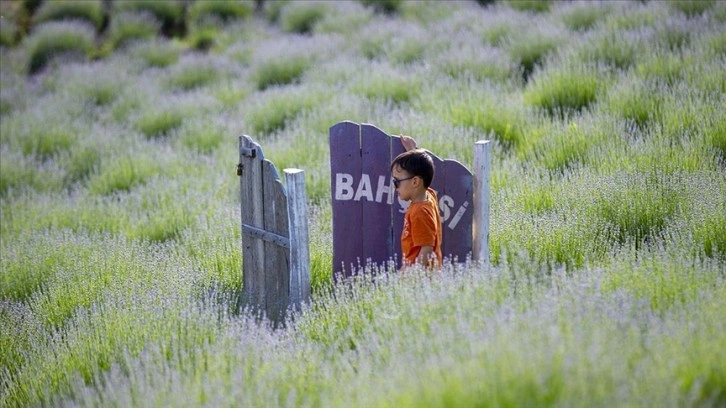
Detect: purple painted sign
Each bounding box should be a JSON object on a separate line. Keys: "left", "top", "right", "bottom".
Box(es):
{"left": 330, "top": 121, "right": 473, "bottom": 277}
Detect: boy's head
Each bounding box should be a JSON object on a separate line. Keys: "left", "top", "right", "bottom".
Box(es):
{"left": 390, "top": 149, "right": 435, "bottom": 199}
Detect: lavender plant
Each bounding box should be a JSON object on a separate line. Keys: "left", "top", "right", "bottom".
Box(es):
{"left": 1, "top": 1, "right": 725, "bottom": 407}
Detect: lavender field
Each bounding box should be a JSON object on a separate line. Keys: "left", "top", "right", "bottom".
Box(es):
{"left": 1, "top": 0, "right": 725, "bottom": 406}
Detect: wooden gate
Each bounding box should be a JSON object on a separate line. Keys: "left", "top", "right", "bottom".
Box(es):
{"left": 329, "top": 121, "right": 490, "bottom": 277}
{"left": 238, "top": 135, "right": 310, "bottom": 321}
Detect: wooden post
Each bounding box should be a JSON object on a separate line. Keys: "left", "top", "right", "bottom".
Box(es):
{"left": 240, "top": 136, "right": 266, "bottom": 308}
{"left": 473, "top": 140, "right": 491, "bottom": 265}
{"left": 285, "top": 168, "right": 310, "bottom": 309}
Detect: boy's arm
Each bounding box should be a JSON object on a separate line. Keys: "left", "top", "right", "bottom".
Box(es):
{"left": 416, "top": 246, "right": 435, "bottom": 267}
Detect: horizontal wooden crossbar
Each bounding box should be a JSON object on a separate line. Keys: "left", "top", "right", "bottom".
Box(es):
{"left": 242, "top": 223, "right": 290, "bottom": 249}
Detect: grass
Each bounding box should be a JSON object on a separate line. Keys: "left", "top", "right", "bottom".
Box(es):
{"left": 163, "top": 62, "right": 221, "bottom": 91}
{"left": 87, "top": 154, "right": 160, "bottom": 195}
{"left": 132, "top": 39, "right": 180, "bottom": 67}
{"left": 112, "top": 0, "right": 184, "bottom": 36}
{"left": 604, "top": 77, "right": 664, "bottom": 129}
{"left": 252, "top": 55, "right": 310, "bottom": 90}
{"left": 25, "top": 21, "right": 95, "bottom": 74}
{"left": 104, "top": 11, "right": 160, "bottom": 52}
{"left": 1, "top": 1, "right": 725, "bottom": 407}
{"left": 33, "top": 0, "right": 104, "bottom": 31}
{"left": 135, "top": 108, "right": 185, "bottom": 139}
{"left": 245, "top": 86, "right": 323, "bottom": 135}
{"left": 280, "top": 2, "right": 327, "bottom": 34}
{"left": 524, "top": 63, "right": 605, "bottom": 117}
{"left": 560, "top": 2, "right": 609, "bottom": 31}
{"left": 505, "top": 27, "right": 565, "bottom": 80}
{"left": 0, "top": 17, "right": 18, "bottom": 46}
{"left": 188, "top": 0, "right": 253, "bottom": 27}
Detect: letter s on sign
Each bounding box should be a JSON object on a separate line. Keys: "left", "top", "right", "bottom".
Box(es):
{"left": 439, "top": 195, "right": 454, "bottom": 222}
{"left": 335, "top": 173, "right": 354, "bottom": 200}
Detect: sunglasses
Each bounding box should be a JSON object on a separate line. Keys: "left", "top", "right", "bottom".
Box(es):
{"left": 392, "top": 175, "right": 415, "bottom": 188}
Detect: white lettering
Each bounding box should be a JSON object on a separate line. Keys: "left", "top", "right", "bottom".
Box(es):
{"left": 376, "top": 175, "right": 394, "bottom": 204}
{"left": 354, "top": 174, "right": 374, "bottom": 202}
{"left": 439, "top": 195, "right": 454, "bottom": 222}
{"left": 449, "top": 201, "right": 469, "bottom": 230}
{"left": 335, "top": 173, "right": 354, "bottom": 200}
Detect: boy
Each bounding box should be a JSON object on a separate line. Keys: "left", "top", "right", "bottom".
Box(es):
{"left": 391, "top": 135, "right": 443, "bottom": 269}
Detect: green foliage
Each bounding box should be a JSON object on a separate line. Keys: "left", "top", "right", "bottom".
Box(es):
{"left": 359, "top": 0, "right": 402, "bottom": 14}
{"left": 0, "top": 17, "right": 18, "bottom": 46}
{"left": 524, "top": 64, "right": 603, "bottom": 117}
{"left": 104, "top": 12, "right": 160, "bottom": 51}
{"left": 187, "top": 26, "right": 218, "bottom": 51}
{"left": 61, "top": 144, "right": 101, "bottom": 185}
{"left": 482, "top": 22, "right": 513, "bottom": 46}
{"left": 163, "top": 63, "right": 220, "bottom": 91}
{"left": 434, "top": 93, "right": 526, "bottom": 149}
{"left": 188, "top": 0, "right": 253, "bottom": 26}
{"left": 600, "top": 252, "right": 720, "bottom": 311}
{"left": 133, "top": 39, "right": 180, "bottom": 67}
{"left": 280, "top": 2, "right": 326, "bottom": 34}
{"left": 605, "top": 78, "right": 663, "bottom": 129}
{"left": 506, "top": 31, "right": 562, "bottom": 80}
{"left": 113, "top": 0, "right": 184, "bottom": 35}
{"left": 668, "top": 0, "right": 715, "bottom": 16}
{"left": 606, "top": 6, "right": 663, "bottom": 30}
{"left": 561, "top": 4, "right": 608, "bottom": 31}
{"left": 253, "top": 55, "right": 310, "bottom": 90}
{"left": 521, "top": 120, "right": 597, "bottom": 172}
{"left": 25, "top": 21, "right": 95, "bottom": 74}
{"left": 594, "top": 172, "right": 684, "bottom": 248}
{"left": 177, "top": 118, "right": 227, "bottom": 153}
{"left": 387, "top": 35, "right": 426, "bottom": 64}
{"left": 135, "top": 107, "right": 186, "bottom": 139}
{"left": 635, "top": 52, "right": 688, "bottom": 86}
{"left": 505, "top": 0, "right": 551, "bottom": 13}
{"left": 352, "top": 74, "right": 419, "bottom": 105}
{"left": 245, "top": 88, "right": 321, "bottom": 135}
{"left": 33, "top": 0, "right": 104, "bottom": 31}
{"left": 87, "top": 155, "right": 159, "bottom": 195}
{"left": 574, "top": 31, "right": 640, "bottom": 69}
{"left": 263, "top": 0, "right": 289, "bottom": 24}
{"left": 0, "top": 151, "right": 64, "bottom": 197}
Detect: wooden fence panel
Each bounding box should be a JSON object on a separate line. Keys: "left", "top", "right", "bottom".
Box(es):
{"left": 330, "top": 121, "right": 475, "bottom": 277}
{"left": 440, "top": 159, "right": 473, "bottom": 262}
{"left": 240, "top": 136, "right": 266, "bottom": 308}
{"left": 239, "top": 134, "right": 311, "bottom": 321}
{"left": 361, "top": 124, "right": 395, "bottom": 266}
{"left": 262, "top": 161, "right": 289, "bottom": 321}
{"left": 330, "top": 121, "right": 364, "bottom": 275}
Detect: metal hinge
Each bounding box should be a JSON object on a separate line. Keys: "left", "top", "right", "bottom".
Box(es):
{"left": 240, "top": 147, "right": 257, "bottom": 158}
{"left": 237, "top": 163, "right": 243, "bottom": 176}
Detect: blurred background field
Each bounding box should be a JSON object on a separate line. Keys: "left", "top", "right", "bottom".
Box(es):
{"left": 1, "top": 0, "right": 724, "bottom": 406}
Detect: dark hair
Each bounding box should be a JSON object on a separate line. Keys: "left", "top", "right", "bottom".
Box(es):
{"left": 390, "top": 149, "right": 435, "bottom": 188}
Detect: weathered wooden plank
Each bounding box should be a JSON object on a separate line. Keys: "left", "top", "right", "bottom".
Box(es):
{"left": 391, "top": 136, "right": 407, "bottom": 268}
{"left": 240, "top": 136, "right": 266, "bottom": 310}
{"left": 285, "top": 168, "right": 310, "bottom": 308}
{"left": 330, "top": 121, "right": 363, "bottom": 277}
{"left": 262, "top": 160, "right": 289, "bottom": 321}
{"left": 241, "top": 224, "right": 289, "bottom": 248}
{"left": 360, "top": 123, "right": 395, "bottom": 270}
{"left": 473, "top": 140, "right": 491, "bottom": 264}
{"left": 440, "top": 159, "right": 473, "bottom": 263}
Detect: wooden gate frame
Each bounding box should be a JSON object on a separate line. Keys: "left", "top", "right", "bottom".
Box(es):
{"left": 329, "top": 121, "right": 490, "bottom": 277}
{"left": 238, "top": 135, "right": 310, "bottom": 320}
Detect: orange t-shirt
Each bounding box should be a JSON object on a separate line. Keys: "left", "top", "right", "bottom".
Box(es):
{"left": 401, "top": 188, "right": 443, "bottom": 268}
